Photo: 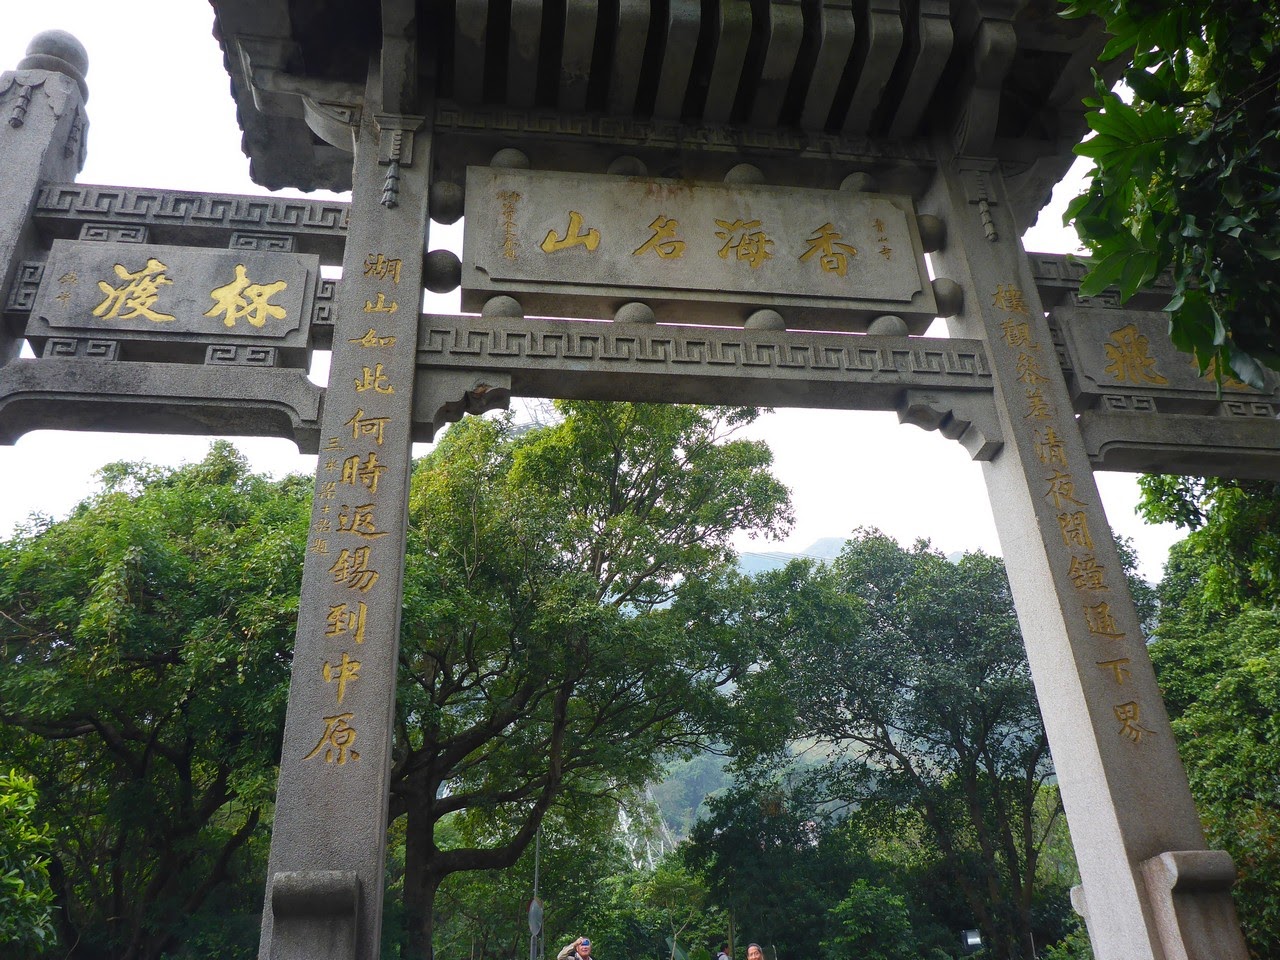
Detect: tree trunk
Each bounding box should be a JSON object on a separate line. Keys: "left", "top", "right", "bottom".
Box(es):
{"left": 404, "top": 792, "right": 442, "bottom": 960}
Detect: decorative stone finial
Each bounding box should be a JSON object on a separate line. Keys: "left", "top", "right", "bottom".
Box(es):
{"left": 745, "top": 309, "right": 786, "bottom": 331}
{"left": 614, "top": 302, "right": 656, "bottom": 324}
{"left": 19, "top": 31, "right": 89, "bottom": 101}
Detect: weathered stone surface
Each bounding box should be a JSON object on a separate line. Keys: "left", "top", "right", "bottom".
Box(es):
{"left": 33, "top": 183, "right": 348, "bottom": 262}
{"left": 1, "top": 41, "right": 90, "bottom": 362}
{"left": 924, "top": 156, "right": 1248, "bottom": 960}
{"left": 257, "top": 67, "right": 429, "bottom": 960}
{"left": 210, "top": 1, "right": 1119, "bottom": 224}
{"left": 26, "top": 240, "right": 320, "bottom": 366}
{"left": 463, "top": 167, "right": 937, "bottom": 331}
{"left": 0, "top": 358, "right": 321, "bottom": 448}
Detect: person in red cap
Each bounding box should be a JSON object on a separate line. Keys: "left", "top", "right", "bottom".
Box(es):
{"left": 558, "top": 936, "right": 593, "bottom": 960}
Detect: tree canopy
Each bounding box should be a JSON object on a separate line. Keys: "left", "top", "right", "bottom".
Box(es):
{"left": 0, "top": 770, "right": 55, "bottom": 956}
{"left": 712, "top": 533, "right": 1071, "bottom": 960}
{"left": 1139, "top": 474, "right": 1280, "bottom": 956}
{"left": 384, "top": 402, "right": 793, "bottom": 958}
{"left": 1062, "top": 0, "right": 1280, "bottom": 386}
{"left": 0, "top": 442, "right": 309, "bottom": 960}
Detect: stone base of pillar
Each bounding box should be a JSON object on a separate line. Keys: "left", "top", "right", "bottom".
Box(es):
{"left": 268, "top": 870, "right": 361, "bottom": 960}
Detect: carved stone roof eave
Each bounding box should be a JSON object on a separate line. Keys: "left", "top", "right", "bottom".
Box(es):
{"left": 207, "top": 0, "right": 1119, "bottom": 223}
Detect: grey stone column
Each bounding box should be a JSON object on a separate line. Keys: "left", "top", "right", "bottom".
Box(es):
{"left": 923, "top": 155, "right": 1247, "bottom": 960}
{"left": 0, "top": 32, "right": 89, "bottom": 365}
{"left": 258, "top": 69, "right": 429, "bottom": 960}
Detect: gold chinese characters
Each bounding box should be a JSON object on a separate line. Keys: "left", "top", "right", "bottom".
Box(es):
{"left": 84, "top": 256, "right": 291, "bottom": 327}
{"left": 991, "top": 282, "right": 1155, "bottom": 746}
{"left": 522, "top": 207, "right": 899, "bottom": 276}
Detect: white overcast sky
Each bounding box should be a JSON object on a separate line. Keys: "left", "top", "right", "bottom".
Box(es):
{"left": 0, "top": 3, "right": 1183, "bottom": 581}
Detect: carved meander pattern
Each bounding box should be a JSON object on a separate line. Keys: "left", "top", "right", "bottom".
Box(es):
{"left": 418, "top": 324, "right": 993, "bottom": 379}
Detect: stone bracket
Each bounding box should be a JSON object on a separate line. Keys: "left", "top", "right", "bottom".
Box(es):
{"left": 1140, "top": 851, "right": 1248, "bottom": 960}
{"left": 412, "top": 369, "right": 513, "bottom": 443}
{"left": 1078, "top": 408, "right": 1280, "bottom": 480}
{"left": 898, "top": 388, "right": 1003, "bottom": 460}
{"left": 269, "top": 870, "right": 361, "bottom": 960}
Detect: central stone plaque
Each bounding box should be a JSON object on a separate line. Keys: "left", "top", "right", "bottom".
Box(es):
{"left": 462, "top": 168, "right": 938, "bottom": 332}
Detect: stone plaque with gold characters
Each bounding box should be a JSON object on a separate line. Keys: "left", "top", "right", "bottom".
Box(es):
{"left": 1056, "top": 305, "right": 1280, "bottom": 405}
{"left": 26, "top": 240, "right": 321, "bottom": 366}
{"left": 462, "top": 167, "right": 938, "bottom": 332}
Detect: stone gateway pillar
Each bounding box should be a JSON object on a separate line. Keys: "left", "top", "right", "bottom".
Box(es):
{"left": 0, "top": 31, "right": 89, "bottom": 365}
{"left": 257, "top": 68, "right": 432, "bottom": 960}
{"left": 924, "top": 156, "right": 1247, "bottom": 960}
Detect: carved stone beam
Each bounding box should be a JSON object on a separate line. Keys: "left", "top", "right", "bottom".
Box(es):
{"left": 0, "top": 358, "right": 322, "bottom": 449}
{"left": 380, "top": 0, "right": 418, "bottom": 116}
{"left": 841, "top": 0, "right": 903, "bottom": 135}
{"left": 885, "top": 0, "right": 952, "bottom": 138}
{"left": 653, "top": 0, "right": 701, "bottom": 119}
{"left": 375, "top": 0, "right": 426, "bottom": 210}
{"left": 701, "top": 0, "right": 753, "bottom": 124}
{"left": 453, "top": 0, "right": 488, "bottom": 104}
{"left": 750, "top": 0, "right": 806, "bottom": 128}
{"left": 413, "top": 315, "right": 1000, "bottom": 460}
{"left": 508, "top": 0, "right": 545, "bottom": 109}
{"left": 948, "top": 0, "right": 1024, "bottom": 155}
{"left": 608, "top": 0, "right": 653, "bottom": 115}
{"left": 799, "top": 2, "right": 858, "bottom": 131}
{"left": 559, "top": 0, "right": 600, "bottom": 112}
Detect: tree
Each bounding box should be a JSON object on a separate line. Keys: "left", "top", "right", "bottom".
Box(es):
{"left": 735, "top": 533, "right": 1065, "bottom": 960}
{"left": 1138, "top": 475, "right": 1280, "bottom": 956}
{"left": 686, "top": 784, "right": 857, "bottom": 958}
{"left": 421, "top": 794, "right": 632, "bottom": 960}
{"left": 0, "top": 442, "right": 308, "bottom": 960}
{"left": 388, "top": 403, "right": 792, "bottom": 959}
{"left": 633, "top": 858, "right": 715, "bottom": 960}
{"left": 0, "top": 770, "right": 55, "bottom": 956}
{"left": 822, "top": 880, "right": 918, "bottom": 960}
{"left": 1148, "top": 609, "right": 1280, "bottom": 957}
{"left": 1139, "top": 475, "right": 1280, "bottom": 617}
{"left": 1062, "top": 0, "right": 1280, "bottom": 387}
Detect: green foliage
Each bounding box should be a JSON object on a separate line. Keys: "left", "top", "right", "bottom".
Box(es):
{"left": 719, "top": 532, "right": 1067, "bottom": 960}
{"left": 0, "top": 441, "right": 308, "bottom": 960}
{"left": 1139, "top": 475, "right": 1280, "bottom": 617}
{"left": 1140, "top": 473, "right": 1280, "bottom": 955}
{"left": 821, "top": 880, "right": 918, "bottom": 960}
{"left": 685, "top": 785, "right": 865, "bottom": 960}
{"left": 0, "top": 770, "right": 54, "bottom": 955}
{"left": 1040, "top": 919, "right": 1094, "bottom": 960}
{"left": 648, "top": 754, "right": 732, "bottom": 841}
{"left": 389, "top": 403, "right": 792, "bottom": 958}
{"left": 633, "top": 858, "right": 716, "bottom": 959}
{"left": 1150, "top": 609, "right": 1280, "bottom": 955}
{"left": 1062, "top": 0, "right": 1280, "bottom": 387}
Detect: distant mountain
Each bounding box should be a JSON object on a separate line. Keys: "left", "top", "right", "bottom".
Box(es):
{"left": 739, "top": 537, "right": 964, "bottom": 575}
{"left": 738, "top": 537, "right": 846, "bottom": 575}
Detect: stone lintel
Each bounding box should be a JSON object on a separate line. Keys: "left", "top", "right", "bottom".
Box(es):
{"left": 414, "top": 314, "right": 994, "bottom": 412}
{"left": 429, "top": 102, "right": 937, "bottom": 199}
{"left": 1079, "top": 410, "right": 1280, "bottom": 480}
{"left": 33, "top": 183, "right": 349, "bottom": 265}
{"left": 0, "top": 357, "right": 321, "bottom": 450}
